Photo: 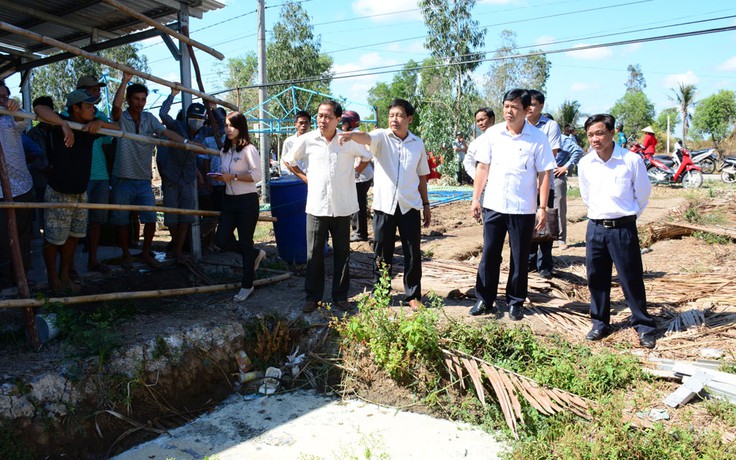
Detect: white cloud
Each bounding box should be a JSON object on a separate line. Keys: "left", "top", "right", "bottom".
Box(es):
{"left": 386, "top": 40, "right": 426, "bottom": 55}
{"left": 623, "top": 43, "right": 641, "bottom": 54}
{"left": 352, "top": 0, "right": 421, "bottom": 21}
{"left": 717, "top": 56, "right": 736, "bottom": 72}
{"left": 570, "top": 82, "right": 601, "bottom": 92}
{"left": 478, "top": 0, "right": 518, "bottom": 4}
{"left": 535, "top": 35, "right": 555, "bottom": 47}
{"left": 565, "top": 44, "right": 613, "bottom": 60}
{"left": 662, "top": 71, "right": 700, "bottom": 88}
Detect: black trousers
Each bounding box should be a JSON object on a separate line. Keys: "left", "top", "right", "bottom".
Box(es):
{"left": 476, "top": 209, "right": 535, "bottom": 308}
{"left": 305, "top": 214, "right": 351, "bottom": 303}
{"left": 0, "top": 189, "right": 34, "bottom": 286}
{"left": 529, "top": 189, "right": 555, "bottom": 272}
{"left": 215, "top": 193, "right": 260, "bottom": 289}
{"left": 373, "top": 207, "right": 422, "bottom": 301}
{"left": 351, "top": 180, "right": 372, "bottom": 239}
{"left": 585, "top": 220, "right": 655, "bottom": 334}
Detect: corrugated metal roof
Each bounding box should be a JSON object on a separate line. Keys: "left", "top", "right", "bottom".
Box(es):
{"left": 0, "top": 0, "right": 225, "bottom": 74}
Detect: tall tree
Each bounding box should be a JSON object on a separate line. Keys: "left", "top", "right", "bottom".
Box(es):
{"left": 419, "top": 0, "right": 486, "bottom": 132}
{"left": 367, "top": 60, "right": 420, "bottom": 129}
{"left": 484, "top": 30, "right": 551, "bottom": 112}
{"left": 217, "top": 52, "right": 259, "bottom": 110}
{"left": 654, "top": 107, "right": 680, "bottom": 136}
{"left": 669, "top": 82, "right": 697, "bottom": 145}
{"left": 555, "top": 99, "right": 582, "bottom": 129}
{"left": 691, "top": 89, "right": 736, "bottom": 149}
{"left": 266, "top": 1, "right": 333, "bottom": 115}
{"left": 30, "top": 44, "right": 149, "bottom": 113}
{"left": 625, "top": 64, "right": 646, "bottom": 93}
{"left": 610, "top": 91, "right": 655, "bottom": 138}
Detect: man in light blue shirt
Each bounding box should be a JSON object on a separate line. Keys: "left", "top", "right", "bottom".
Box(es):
{"left": 554, "top": 125, "right": 584, "bottom": 250}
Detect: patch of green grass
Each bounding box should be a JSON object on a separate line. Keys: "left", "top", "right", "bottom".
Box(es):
{"left": 693, "top": 231, "right": 733, "bottom": 245}
{"left": 566, "top": 186, "right": 581, "bottom": 199}
{"left": 0, "top": 421, "right": 34, "bottom": 460}
{"left": 253, "top": 222, "right": 273, "bottom": 242}
{"left": 705, "top": 398, "right": 736, "bottom": 427}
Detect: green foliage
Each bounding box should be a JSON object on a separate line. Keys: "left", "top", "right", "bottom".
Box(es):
{"left": 266, "top": 1, "right": 333, "bottom": 115}
{"left": 693, "top": 231, "right": 733, "bottom": 245}
{"left": 334, "top": 267, "right": 442, "bottom": 381}
{"left": 625, "top": 63, "right": 647, "bottom": 93}
{"left": 367, "top": 60, "right": 420, "bottom": 129}
{"left": 218, "top": 52, "right": 259, "bottom": 110}
{"left": 610, "top": 90, "right": 655, "bottom": 138}
{"left": 692, "top": 89, "right": 736, "bottom": 149}
{"left": 419, "top": 0, "right": 486, "bottom": 132}
{"left": 555, "top": 99, "right": 583, "bottom": 129}
{"left": 567, "top": 186, "right": 581, "bottom": 199}
{"left": 45, "top": 301, "right": 132, "bottom": 363}
{"left": 0, "top": 421, "right": 33, "bottom": 460}
{"left": 30, "top": 44, "right": 149, "bottom": 113}
{"left": 705, "top": 398, "right": 736, "bottom": 427}
{"left": 511, "top": 398, "right": 736, "bottom": 459}
{"left": 484, "top": 30, "right": 551, "bottom": 111}
{"left": 655, "top": 107, "right": 681, "bottom": 137}
{"left": 669, "top": 82, "right": 697, "bottom": 144}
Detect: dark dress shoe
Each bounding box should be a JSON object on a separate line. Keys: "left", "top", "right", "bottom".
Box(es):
{"left": 508, "top": 304, "right": 524, "bottom": 321}
{"left": 303, "top": 301, "right": 319, "bottom": 313}
{"left": 639, "top": 332, "right": 656, "bottom": 349}
{"left": 585, "top": 327, "right": 610, "bottom": 341}
{"left": 538, "top": 269, "right": 553, "bottom": 279}
{"left": 469, "top": 300, "right": 490, "bottom": 316}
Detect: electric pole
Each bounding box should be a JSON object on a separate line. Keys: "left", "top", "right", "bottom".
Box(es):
{"left": 257, "top": 0, "right": 270, "bottom": 203}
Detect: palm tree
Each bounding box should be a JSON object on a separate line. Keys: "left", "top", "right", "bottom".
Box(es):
{"left": 555, "top": 99, "right": 582, "bottom": 129}
{"left": 669, "top": 83, "right": 697, "bottom": 146}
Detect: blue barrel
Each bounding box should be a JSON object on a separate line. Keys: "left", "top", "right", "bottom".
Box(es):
{"left": 269, "top": 176, "right": 309, "bottom": 264}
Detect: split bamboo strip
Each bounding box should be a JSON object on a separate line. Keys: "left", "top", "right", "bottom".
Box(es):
{"left": 0, "top": 202, "right": 277, "bottom": 222}
{"left": 0, "top": 108, "right": 221, "bottom": 156}
{"left": 0, "top": 21, "right": 237, "bottom": 111}
{"left": 101, "top": 0, "right": 224, "bottom": 61}
{"left": 0, "top": 273, "right": 291, "bottom": 309}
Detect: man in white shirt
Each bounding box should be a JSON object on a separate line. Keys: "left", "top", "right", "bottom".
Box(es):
{"left": 463, "top": 107, "right": 495, "bottom": 181}
{"left": 283, "top": 100, "right": 371, "bottom": 313}
{"left": 281, "top": 110, "right": 311, "bottom": 179}
{"left": 339, "top": 98, "right": 431, "bottom": 311}
{"left": 526, "top": 90, "right": 561, "bottom": 279}
{"left": 469, "top": 89, "right": 556, "bottom": 320}
{"left": 579, "top": 114, "right": 657, "bottom": 349}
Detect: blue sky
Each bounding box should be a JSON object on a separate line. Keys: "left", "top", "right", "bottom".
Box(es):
{"left": 11, "top": 0, "right": 736, "bottom": 126}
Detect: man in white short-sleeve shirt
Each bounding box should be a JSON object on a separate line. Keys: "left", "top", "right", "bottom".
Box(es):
{"left": 338, "top": 98, "right": 431, "bottom": 310}
{"left": 469, "top": 89, "right": 555, "bottom": 320}
{"left": 283, "top": 100, "right": 371, "bottom": 313}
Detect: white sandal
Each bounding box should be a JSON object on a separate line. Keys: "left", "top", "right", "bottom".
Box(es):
{"left": 233, "top": 287, "right": 254, "bottom": 302}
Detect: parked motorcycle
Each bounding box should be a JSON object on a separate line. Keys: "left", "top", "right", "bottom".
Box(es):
{"left": 677, "top": 147, "right": 718, "bottom": 174}
{"left": 719, "top": 156, "right": 736, "bottom": 183}
{"left": 630, "top": 143, "right": 703, "bottom": 188}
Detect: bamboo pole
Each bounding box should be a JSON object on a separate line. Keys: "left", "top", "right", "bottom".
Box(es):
{"left": 101, "top": 0, "right": 225, "bottom": 61}
{"left": 0, "top": 273, "right": 292, "bottom": 309}
{"left": 0, "top": 202, "right": 277, "bottom": 222}
{"left": 0, "top": 21, "right": 238, "bottom": 111}
{"left": 0, "top": 108, "right": 221, "bottom": 156}
{"left": 0, "top": 143, "right": 40, "bottom": 347}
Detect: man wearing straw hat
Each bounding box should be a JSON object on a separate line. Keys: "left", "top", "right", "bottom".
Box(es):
{"left": 33, "top": 89, "right": 119, "bottom": 293}
{"left": 110, "top": 72, "right": 186, "bottom": 270}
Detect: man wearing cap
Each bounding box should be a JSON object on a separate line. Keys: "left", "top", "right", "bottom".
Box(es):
{"left": 111, "top": 72, "right": 186, "bottom": 269}
{"left": 341, "top": 110, "right": 373, "bottom": 242}
{"left": 33, "top": 89, "right": 120, "bottom": 293}
{"left": 69, "top": 76, "right": 115, "bottom": 274}
{"left": 641, "top": 126, "right": 657, "bottom": 154}
{"left": 158, "top": 86, "right": 224, "bottom": 262}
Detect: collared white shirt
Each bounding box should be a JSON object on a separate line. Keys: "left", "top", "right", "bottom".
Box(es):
{"left": 283, "top": 129, "right": 371, "bottom": 217}
{"left": 533, "top": 116, "right": 561, "bottom": 190}
{"left": 280, "top": 133, "right": 308, "bottom": 175}
{"left": 476, "top": 120, "right": 555, "bottom": 214}
{"left": 464, "top": 135, "right": 484, "bottom": 180}
{"left": 369, "top": 128, "right": 430, "bottom": 214}
{"left": 578, "top": 142, "right": 651, "bottom": 219}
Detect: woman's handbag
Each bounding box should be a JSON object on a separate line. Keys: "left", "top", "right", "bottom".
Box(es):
{"left": 531, "top": 208, "right": 559, "bottom": 242}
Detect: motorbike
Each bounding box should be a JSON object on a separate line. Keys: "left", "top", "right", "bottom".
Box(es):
{"left": 630, "top": 143, "right": 703, "bottom": 188}
{"left": 677, "top": 147, "right": 718, "bottom": 174}
{"left": 719, "top": 156, "right": 736, "bottom": 183}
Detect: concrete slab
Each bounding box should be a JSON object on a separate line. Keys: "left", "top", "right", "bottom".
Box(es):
{"left": 112, "top": 390, "right": 506, "bottom": 459}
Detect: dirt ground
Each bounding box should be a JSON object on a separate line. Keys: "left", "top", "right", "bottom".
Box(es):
{"left": 2, "top": 178, "right": 736, "bottom": 456}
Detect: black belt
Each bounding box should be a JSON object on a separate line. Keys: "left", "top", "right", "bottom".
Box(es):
{"left": 590, "top": 215, "right": 636, "bottom": 228}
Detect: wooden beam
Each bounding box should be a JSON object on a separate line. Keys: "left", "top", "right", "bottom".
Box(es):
{"left": 101, "top": 0, "right": 223, "bottom": 60}
{"left": 0, "top": 21, "right": 238, "bottom": 111}
{"left": 150, "top": 0, "right": 204, "bottom": 19}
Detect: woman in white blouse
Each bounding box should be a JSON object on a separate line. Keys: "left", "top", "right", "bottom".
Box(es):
{"left": 212, "top": 112, "right": 265, "bottom": 301}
